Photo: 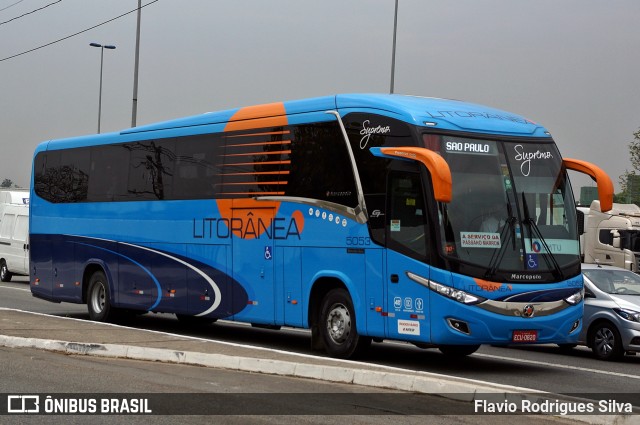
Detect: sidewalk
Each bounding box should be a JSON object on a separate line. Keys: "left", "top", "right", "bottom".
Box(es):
{"left": 0, "top": 308, "right": 633, "bottom": 424}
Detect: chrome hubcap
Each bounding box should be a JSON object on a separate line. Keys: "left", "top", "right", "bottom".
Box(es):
{"left": 326, "top": 304, "right": 351, "bottom": 344}
{"left": 91, "top": 282, "right": 106, "bottom": 314}
{"left": 594, "top": 327, "right": 615, "bottom": 357}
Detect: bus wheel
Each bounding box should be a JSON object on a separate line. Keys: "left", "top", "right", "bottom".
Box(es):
{"left": 319, "top": 288, "right": 370, "bottom": 359}
{"left": 0, "top": 260, "right": 12, "bottom": 282}
{"left": 87, "top": 271, "right": 112, "bottom": 322}
{"left": 438, "top": 345, "right": 480, "bottom": 357}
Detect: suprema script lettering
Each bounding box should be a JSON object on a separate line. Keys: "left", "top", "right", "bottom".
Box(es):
{"left": 360, "top": 120, "right": 391, "bottom": 149}
{"left": 513, "top": 144, "right": 553, "bottom": 176}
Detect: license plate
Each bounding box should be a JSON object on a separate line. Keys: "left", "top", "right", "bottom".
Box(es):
{"left": 512, "top": 330, "right": 538, "bottom": 343}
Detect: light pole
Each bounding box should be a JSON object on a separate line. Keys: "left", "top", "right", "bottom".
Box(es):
{"left": 131, "top": 0, "right": 142, "bottom": 128}
{"left": 89, "top": 42, "right": 116, "bottom": 133}
{"left": 390, "top": 0, "right": 399, "bottom": 94}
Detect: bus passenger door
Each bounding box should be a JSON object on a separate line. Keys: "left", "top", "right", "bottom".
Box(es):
{"left": 385, "top": 170, "right": 432, "bottom": 343}
{"left": 231, "top": 205, "right": 276, "bottom": 324}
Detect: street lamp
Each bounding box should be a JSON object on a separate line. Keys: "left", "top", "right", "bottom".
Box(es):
{"left": 89, "top": 42, "right": 116, "bottom": 133}
{"left": 390, "top": 0, "right": 398, "bottom": 94}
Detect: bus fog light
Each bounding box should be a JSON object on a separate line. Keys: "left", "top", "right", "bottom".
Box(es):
{"left": 448, "top": 319, "right": 470, "bottom": 335}
{"left": 569, "top": 319, "right": 580, "bottom": 333}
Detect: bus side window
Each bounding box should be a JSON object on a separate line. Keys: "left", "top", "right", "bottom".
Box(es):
{"left": 387, "top": 171, "right": 428, "bottom": 258}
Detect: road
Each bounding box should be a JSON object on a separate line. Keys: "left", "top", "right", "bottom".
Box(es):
{"left": 0, "top": 345, "right": 588, "bottom": 425}
{"left": 1, "top": 276, "right": 639, "bottom": 408}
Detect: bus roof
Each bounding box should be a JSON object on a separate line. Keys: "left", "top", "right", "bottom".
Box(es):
{"left": 38, "top": 94, "right": 550, "bottom": 152}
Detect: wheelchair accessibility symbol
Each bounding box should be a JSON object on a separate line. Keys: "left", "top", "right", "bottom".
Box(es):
{"left": 264, "top": 246, "right": 273, "bottom": 260}
{"left": 527, "top": 253, "right": 538, "bottom": 269}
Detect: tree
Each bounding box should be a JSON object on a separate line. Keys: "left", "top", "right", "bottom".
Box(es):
{"left": 619, "top": 129, "right": 640, "bottom": 205}
{"left": 0, "top": 179, "right": 12, "bottom": 188}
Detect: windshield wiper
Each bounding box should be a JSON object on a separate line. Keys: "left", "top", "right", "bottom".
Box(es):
{"left": 521, "top": 193, "right": 564, "bottom": 280}
{"left": 484, "top": 204, "right": 517, "bottom": 280}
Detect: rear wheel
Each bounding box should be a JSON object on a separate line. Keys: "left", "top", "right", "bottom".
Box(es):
{"left": 590, "top": 322, "right": 623, "bottom": 361}
{"left": 87, "top": 271, "right": 112, "bottom": 322}
{"left": 319, "top": 288, "right": 370, "bottom": 359}
{"left": 0, "top": 260, "right": 12, "bottom": 282}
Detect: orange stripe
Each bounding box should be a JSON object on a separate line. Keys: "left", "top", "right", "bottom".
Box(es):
{"left": 224, "top": 102, "right": 287, "bottom": 132}
{"left": 218, "top": 181, "right": 287, "bottom": 186}
{"left": 226, "top": 140, "right": 291, "bottom": 148}
{"left": 223, "top": 150, "right": 291, "bottom": 158}
{"left": 226, "top": 130, "right": 290, "bottom": 138}
{"left": 220, "top": 160, "right": 291, "bottom": 167}
{"left": 219, "top": 171, "right": 290, "bottom": 176}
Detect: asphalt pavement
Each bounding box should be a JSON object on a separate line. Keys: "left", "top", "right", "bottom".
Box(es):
{"left": 0, "top": 307, "right": 636, "bottom": 424}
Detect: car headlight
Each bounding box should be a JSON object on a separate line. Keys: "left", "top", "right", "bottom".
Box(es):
{"left": 406, "top": 271, "right": 486, "bottom": 305}
{"left": 614, "top": 308, "right": 640, "bottom": 323}
{"left": 564, "top": 289, "right": 584, "bottom": 305}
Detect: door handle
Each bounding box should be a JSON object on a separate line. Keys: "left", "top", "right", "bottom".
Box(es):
{"left": 390, "top": 274, "right": 399, "bottom": 283}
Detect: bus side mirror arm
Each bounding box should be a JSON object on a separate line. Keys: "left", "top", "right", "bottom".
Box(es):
{"left": 370, "top": 147, "right": 452, "bottom": 203}
{"left": 563, "top": 158, "right": 614, "bottom": 213}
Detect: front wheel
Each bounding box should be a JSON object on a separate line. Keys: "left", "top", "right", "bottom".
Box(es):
{"left": 590, "top": 322, "right": 623, "bottom": 361}
{"left": 0, "top": 260, "right": 12, "bottom": 282}
{"left": 87, "top": 271, "right": 113, "bottom": 322}
{"left": 319, "top": 288, "right": 370, "bottom": 359}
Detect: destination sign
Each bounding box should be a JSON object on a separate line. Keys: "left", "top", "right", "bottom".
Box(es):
{"left": 444, "top": 140, "right": 496, "bottom": 155}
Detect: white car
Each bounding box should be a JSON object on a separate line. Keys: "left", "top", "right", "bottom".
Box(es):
{"left": 578, "top": 263, "right": 640, "bottom": 360}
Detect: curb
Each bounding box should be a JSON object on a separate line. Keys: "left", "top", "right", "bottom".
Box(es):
{"left": 1, "top": 334, "right": 635, "bottom": 424}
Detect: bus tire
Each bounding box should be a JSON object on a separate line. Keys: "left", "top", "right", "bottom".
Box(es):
{"left": 319, "top": 288, "right": 370, "bottom": 359}
{"left": 87, "top": 271, "right": 112, "bottom": 322}
{"left": 438, "top": 345, "right": 480, "bottom": 357}
{"left": 0, "top": 260, "right": 12, "bottom": 282}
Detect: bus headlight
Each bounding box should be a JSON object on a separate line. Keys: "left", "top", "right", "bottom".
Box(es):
{"left": 406, "top": 272, "right": 486, "bottom": 305}
{"left": 564, "top": 289, "right": 584, "bottom": 305}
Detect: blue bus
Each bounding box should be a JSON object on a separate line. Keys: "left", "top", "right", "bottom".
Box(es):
{"left": 30, "top": 94, "right": 613, "bottom": 358}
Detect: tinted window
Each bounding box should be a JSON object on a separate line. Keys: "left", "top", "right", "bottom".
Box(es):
{"left": 34, "top": 122, "right": 358, "bottom": 208}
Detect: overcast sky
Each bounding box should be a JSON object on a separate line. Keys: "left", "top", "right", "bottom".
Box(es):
{"left": 1, "top": 0, "right": 639, "bottom": 193}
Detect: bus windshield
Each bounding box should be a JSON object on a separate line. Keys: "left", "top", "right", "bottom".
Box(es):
{"left": 424, "top": 135, "right": 579, "bottom": 280}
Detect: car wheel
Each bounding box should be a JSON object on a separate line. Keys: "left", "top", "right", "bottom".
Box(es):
{"left": 0, "top": 260, "right": 12, "bottom": 282}
{"left": 319, "top": 288, "right": 370, "bottom": 359}
{"left": 590, "top": 322, "right": 624, "bottom": 361}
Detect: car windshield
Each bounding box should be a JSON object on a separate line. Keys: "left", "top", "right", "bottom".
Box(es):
{"left": 424, "top": 134, "right": 580, "bottom": 280}
{"left": 583, "top": 269, "right": 640, "bottom": 295}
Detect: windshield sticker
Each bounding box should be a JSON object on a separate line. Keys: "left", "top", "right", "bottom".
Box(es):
{"left": 513, "top": 144, "right": 554, "bottom": 176}
{"left": 359, "top": 120, "right": 391, "bottom": 149}
{"left": 526, "top": 238, "right": 580, "bottom": 255}
{"left": 390, "top": 219, "right": 401, "bottom": 232}
{"left": 461, "top": 232, "right": 501, "bottom": 248}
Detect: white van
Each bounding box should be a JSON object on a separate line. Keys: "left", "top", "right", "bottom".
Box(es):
{"left": 0, "top": 190, "right": 29, "bottom": 282}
